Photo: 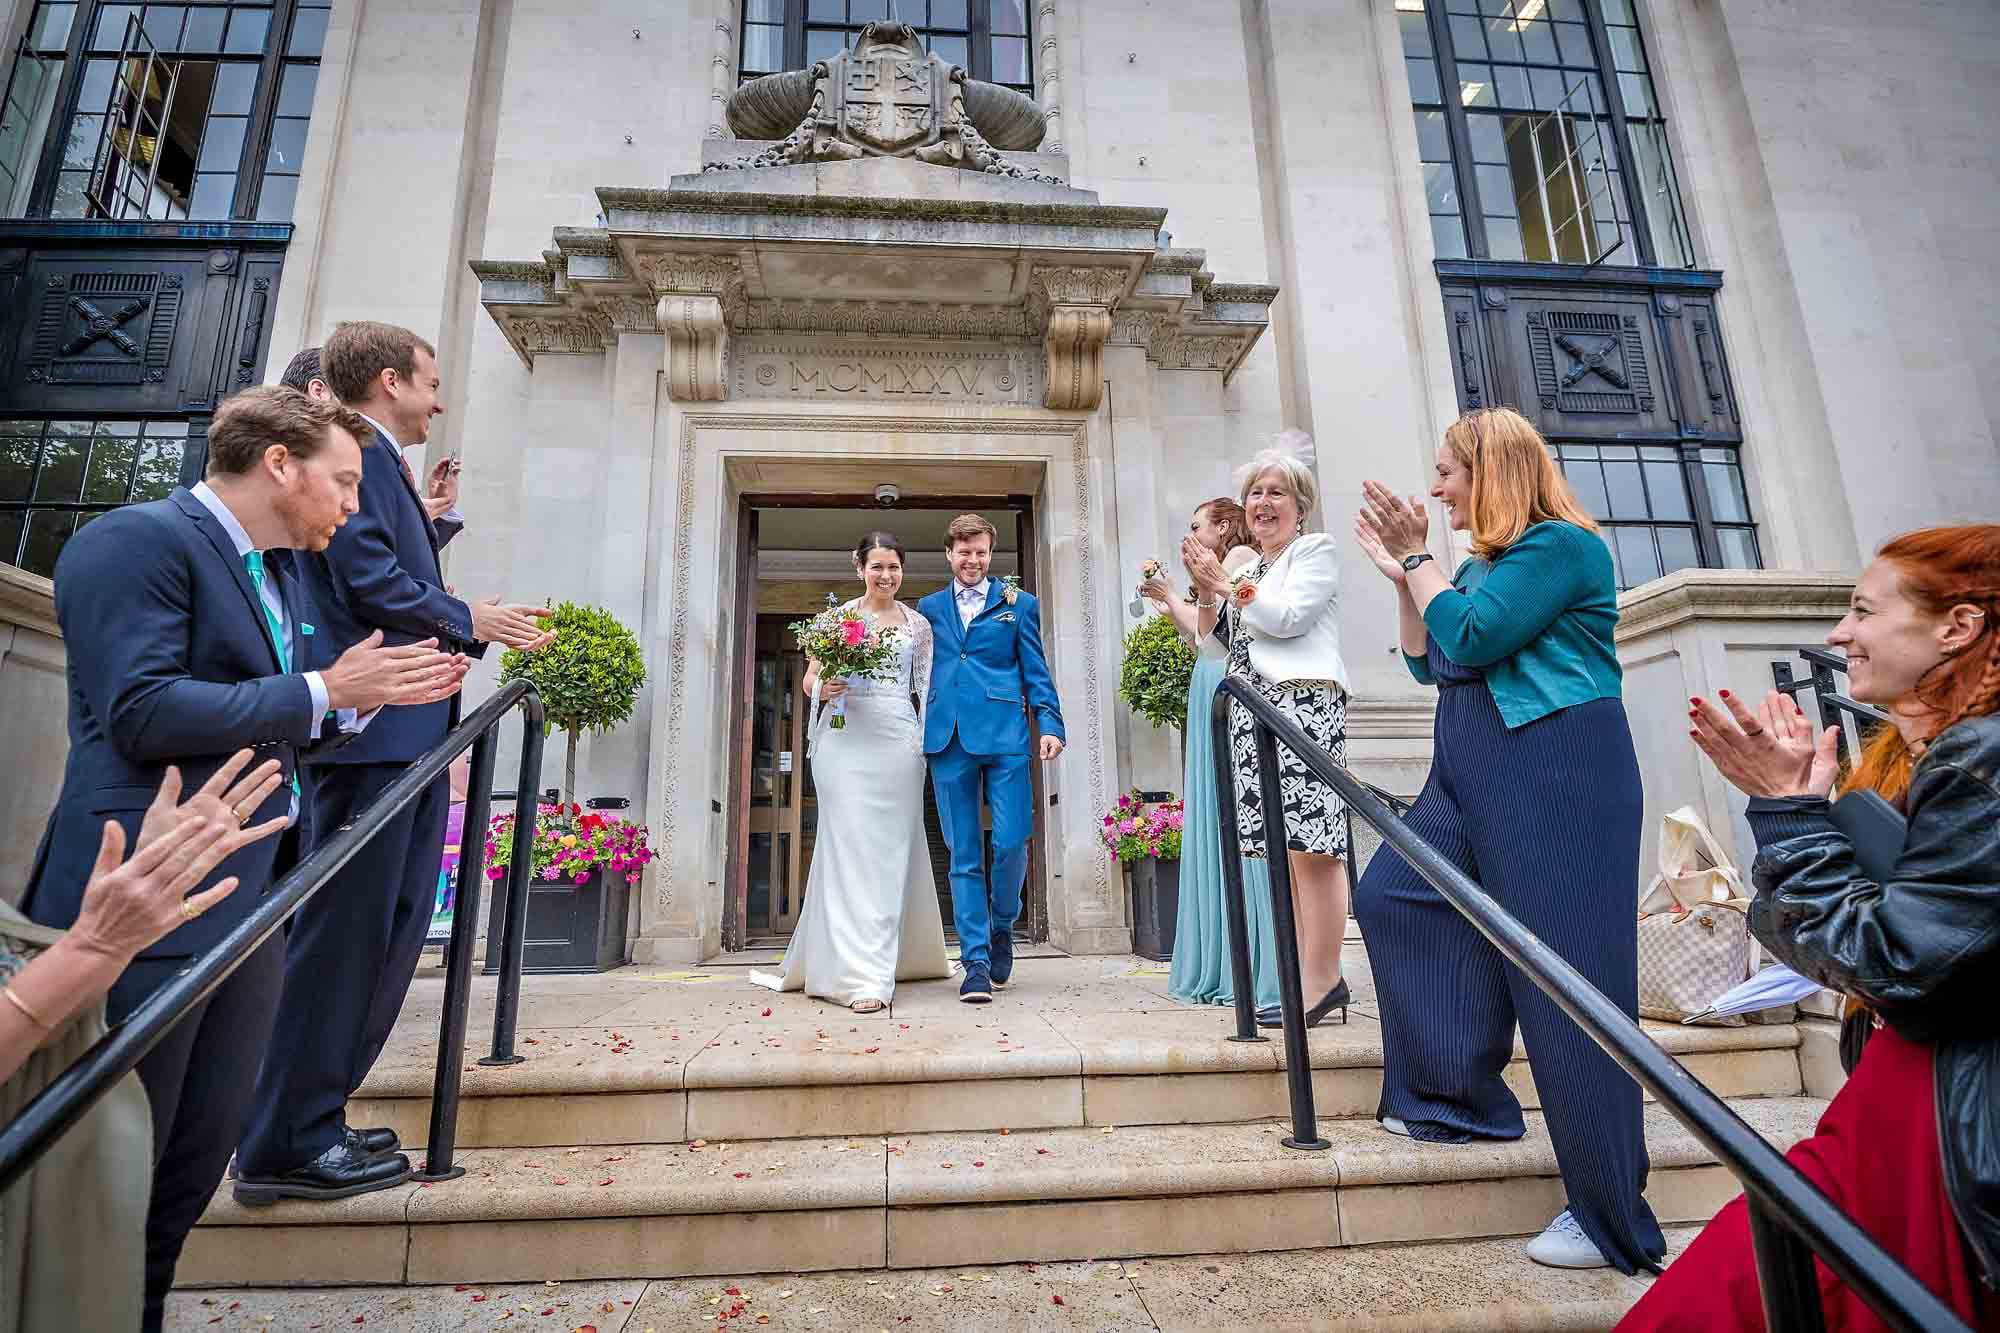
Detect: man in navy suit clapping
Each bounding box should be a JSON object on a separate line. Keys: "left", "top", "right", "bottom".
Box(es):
{"left": 24, "top": 386, "right": 469, "bottom": 1330}
{"left": 236, "top": 322, "right": 554, "bottom": 1205}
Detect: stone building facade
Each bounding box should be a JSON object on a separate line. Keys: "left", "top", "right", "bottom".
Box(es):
{"left": 1, "top": 1, "right": 1996, "bottom": 959}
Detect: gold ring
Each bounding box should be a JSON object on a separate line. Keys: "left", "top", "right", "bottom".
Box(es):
{"left": 179, "top": 899, "right": 202, "bottom": 922}
{"left": 1741, "top": 726, "right": 1764, "bottom": 737}
{"left": 235, "top": 806, "right": 254, "bottom": 826}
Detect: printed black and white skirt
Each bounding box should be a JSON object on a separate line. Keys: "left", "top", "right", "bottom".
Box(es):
{"left": 1225, "top": 602, "right": 1349, "bottom": 860}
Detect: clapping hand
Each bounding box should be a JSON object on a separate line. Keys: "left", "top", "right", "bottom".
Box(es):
{"left": 136, "top": 749, "right": 286, "bottom": 854}
{"left": 1690, "top": 689, "right": 1841, "bottom": 799}
{"left": 1359, "top": 481, "right": 1431, "bottom": 560}
{"left": 71, "top": 755, "right": 290, "bottom": 960}
{"left": 471, "top": 600, "right": 557, "bottom": 652}
{"left": 323, "top": 631, "right": 472, "bottom": 711}
{"left": 1353, "top": 510, "right": 1406, "bottom": 583}
{"left": 1181, "top": 537, "right": 1230, "bottom": 600}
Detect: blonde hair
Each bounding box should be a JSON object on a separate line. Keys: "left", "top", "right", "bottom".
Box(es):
{"left": 1234, "top": 430, "right": 1319, "bottom": 520}
{"left": 1441, "top": 407, "right": 1598, "bottom": 559}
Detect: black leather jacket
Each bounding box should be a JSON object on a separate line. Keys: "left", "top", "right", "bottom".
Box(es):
{"left": 1745, "top": 712, "right": 2000, "bottom": 1290}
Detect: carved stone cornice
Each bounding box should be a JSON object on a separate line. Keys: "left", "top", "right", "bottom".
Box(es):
{"left": 1107, "top": 308, "right": 1170, "bottom": 347}
{"left": 595, "top": 295, "right": 661, "bottom": 333}
{"left": 1614, "top": 570, "right": 1857, "bottom": 641}
{"left": 1032, "top": 265, "right": 1129, "bottom": 307}
{"left": 658, "top": 294, "right": 729, "bottom": 401}
{"left": 736, "top": 298, "right": 1034, "bottom": 340}
{"left": 640, "top": 251, "right": 743, "bottom": 297}
{"left": 1043, "top": 304, "right": 1111, "bottom": 411}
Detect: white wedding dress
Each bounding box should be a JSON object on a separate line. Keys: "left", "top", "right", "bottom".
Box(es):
{"left": 751, "top": 602, "right": 951, "bottom": 1007}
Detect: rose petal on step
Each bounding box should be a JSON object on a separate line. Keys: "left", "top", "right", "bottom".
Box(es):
{"left": 1052, "top": 1294, "right": 1065, "bottom": 1305}
{"left": 597, "top": 1177, "right": 615, "bottom": 1186}
{"left": 733, "top": 1171, "right": 750, "bottom": 1179}
{"left": 761, "top": 1008, "right": 772, "bottom": 1016}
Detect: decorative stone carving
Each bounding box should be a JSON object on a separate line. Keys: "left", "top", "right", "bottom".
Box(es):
{"left": 1043, "top": 303, "right": 1110, "bottom": 411}
{"left": 597, "top": 296, "right": 661, "bottom": 333}
{"left": 640, "top": 252, "right": 741, "bottom": 297}
{"left": 1108, "top": 309, "right": 1169, "bottom": 347}
{"left": 1033, "top": 265, "right": 1128, "bottom": 307}
{"left": 512, "top": 315, "right": 611, "bottom": 357}
{"left": 1526, "top": 308, "right": 1652, "bottom": 414}
{"left": 733, "top": 338, "right": 1040, "bottom": 404}
{"left": 1149, "top": 331, "right": 1238, "bottom": 372}
{"left": 27, "top": 270, "right": 182, "bottom": 387}
{"left": 735, "top": 298, "right": 1034, "bottom": 341}
{"left": 710, "top": 23, "right": 1056, "bottom": 182}
{"left": 658, "top": 294, "right": 728, "bottom": 401}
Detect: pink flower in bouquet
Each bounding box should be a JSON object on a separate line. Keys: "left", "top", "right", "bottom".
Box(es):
{"left": 841, "top": 617, "right": 867, "bottom": 647}
{"left": 1120, "top": 817, "right": 1137, "bottom": 835}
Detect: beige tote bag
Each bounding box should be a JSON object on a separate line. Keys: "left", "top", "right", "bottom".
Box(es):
{"left": 1635, "top": 807, "right": 1760, "bottom": 1027}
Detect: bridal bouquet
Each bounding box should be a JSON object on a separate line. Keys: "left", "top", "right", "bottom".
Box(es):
{"left": 790, "top": 595, "right": 902, "bottom": 729}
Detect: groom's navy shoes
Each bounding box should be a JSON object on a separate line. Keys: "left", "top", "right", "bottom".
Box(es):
{"left": 960, "top": 962, "right": 994, "bottom": 1004}
{"left": 989, "top": 931, "right": 1015, "bottom": 989}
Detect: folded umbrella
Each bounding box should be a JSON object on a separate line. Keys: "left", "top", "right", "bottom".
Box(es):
{"left": 1679, "top": 963, "right": 1824, "bottom": 1024}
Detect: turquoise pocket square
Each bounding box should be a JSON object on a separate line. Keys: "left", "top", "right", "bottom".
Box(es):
{"left": 301, "top": 623, "right": 315, "bottom": 635}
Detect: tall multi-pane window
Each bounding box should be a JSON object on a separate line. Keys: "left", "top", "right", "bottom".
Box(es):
{"left": 1404, "top": 0, "right": 1752, "bottom": 588}
{"left": 741, "top": 0, "right": 1033, "bottom": 95}
{"left": 0, "top": 418, "right": 190, "bottom": 576}
{"left": 0, "top": 0, "right": 329, "bottom": 222}
{"left": 1400, "top": 0, "right": 1694, "bottom": 268}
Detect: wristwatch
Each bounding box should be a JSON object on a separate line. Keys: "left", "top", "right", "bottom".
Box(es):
{"left": 1401, "top": 552, "right": 1435, "bottom": 573}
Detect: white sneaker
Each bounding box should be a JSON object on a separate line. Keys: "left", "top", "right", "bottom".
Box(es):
{"left": 1379, "top": 1116, "right": 1411, "bottom": 1138}
{"left": 1525, "top": 1209, "right": 1609, "bottom": 1269}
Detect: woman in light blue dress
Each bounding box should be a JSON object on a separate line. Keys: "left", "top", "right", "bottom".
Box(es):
{"left": 1142, "top": 499, "right": 1280, "bottom": 1010}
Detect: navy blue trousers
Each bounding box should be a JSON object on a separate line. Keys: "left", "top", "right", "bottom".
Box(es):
{"left": 1353, "top": 677, "right": 1666, "bottom": 1275}
{"left": 237, "top": 763, "right": 449, "bottom": 1174}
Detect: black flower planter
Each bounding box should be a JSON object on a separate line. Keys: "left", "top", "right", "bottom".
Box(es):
{"left": 1127, "top": 856, "right": 1181, "bottom": 963}
{"left": 484, "top": 863, "right": 631, "bottom": 975}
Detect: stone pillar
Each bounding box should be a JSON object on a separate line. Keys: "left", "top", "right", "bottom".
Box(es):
{"left": 1035, "top": 0, "right": 1066, "bottom": 154}
{"left": 1614, "top": 569, "right": 1855, "bottom": 883}
{"left": 706, "top": 0, "right": 735, "bottom": 139}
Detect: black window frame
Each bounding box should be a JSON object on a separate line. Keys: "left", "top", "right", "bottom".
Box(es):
{"left": 1551, "top": 438, "right": 1761, "bottom": 590}
{"left": 6, "top": 0, "right": 329, "bottom": 223}
{"left": 1404, "top": 0, "right": 1694, "bottom": 270}
{"left": 0, "top": 414, "right": 207, "bottom": 577}
{"left": 740, "top": 0, "right": 1035, "bottom": 95}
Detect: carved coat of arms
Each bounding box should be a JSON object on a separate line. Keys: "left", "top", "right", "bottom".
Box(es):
{"left": 714, "top": 23, "right": 1057, "bottom": 183}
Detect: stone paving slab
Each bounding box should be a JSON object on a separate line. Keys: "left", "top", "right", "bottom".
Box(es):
{"left": 683, "top": 1013, "right": 1080, "bottom": 1087}
{"left": 170, "top": 1230, "right": 1705, "bottom": 1330}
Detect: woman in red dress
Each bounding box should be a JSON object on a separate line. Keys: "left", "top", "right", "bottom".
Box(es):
{"left": 1619, "top": 524, "right": 2000, "bottom": 1331}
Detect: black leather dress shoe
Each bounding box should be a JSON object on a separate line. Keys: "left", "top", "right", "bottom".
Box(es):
{"left": 348, "top": 1125, "right": 401, "bottom": 1159}
{"left": 232, "top": 1141, "right": 412, "bottom": 1206}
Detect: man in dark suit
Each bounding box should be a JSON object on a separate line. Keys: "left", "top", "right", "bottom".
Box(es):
{"left": 23, "top": 385, "right": 469, "bottom": 1331}
{"left": 235, "top": 321, "right": 554, "bottom": 1204}
{"left": 284, "top": 344, "right": 464, "bottom": 540}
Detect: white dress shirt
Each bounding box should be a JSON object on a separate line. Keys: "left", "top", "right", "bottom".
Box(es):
{"left": 192, "top": 482, "right": 349, "bottom": 822}
{"left": 954, "top": 577, "right": 989, "bottom": 630}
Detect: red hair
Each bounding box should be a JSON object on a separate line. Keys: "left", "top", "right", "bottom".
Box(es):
{"left": 1846, "top": 524, "right": 2000, "bottom": 800}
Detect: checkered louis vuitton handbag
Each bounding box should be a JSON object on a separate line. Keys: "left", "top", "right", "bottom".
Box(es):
{"left": 1635, "top": 806, "right": 1760, "bottom": 1027}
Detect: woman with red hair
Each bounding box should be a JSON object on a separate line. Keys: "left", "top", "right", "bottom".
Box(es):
{"left": 1620, "top": 524, "right": 2000, "bottom": 1330}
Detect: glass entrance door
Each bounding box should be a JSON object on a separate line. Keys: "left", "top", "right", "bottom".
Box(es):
{"left": 745, "top": 616, "right": 812, "bottom": 939}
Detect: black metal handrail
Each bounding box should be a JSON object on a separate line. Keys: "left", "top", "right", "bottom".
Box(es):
{"left": 1211, "top": 676, "right": 1968, "bottom": 1333}
{"left": 1773, "top": 646, "right": 1890, "bottom": 768}
{"left": 0, "top": 679, "right": 547, "bottom": 1191}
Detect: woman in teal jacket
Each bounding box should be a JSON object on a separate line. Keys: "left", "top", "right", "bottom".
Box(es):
{"left": 1351, "top": 407, "right": 1665, "bottom": 1278}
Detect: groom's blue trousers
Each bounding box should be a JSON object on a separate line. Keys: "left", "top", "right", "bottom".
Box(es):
{"left": 930, "top": 737, "right": 1032, "bottom": 970}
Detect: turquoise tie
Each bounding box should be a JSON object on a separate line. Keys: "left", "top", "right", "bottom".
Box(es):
{"left": 243, "top": 551, "right": 302, "bottom": 800}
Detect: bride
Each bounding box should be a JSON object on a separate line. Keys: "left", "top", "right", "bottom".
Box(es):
{"left": 751, "top": 531, "right": 952, "bottom": 1012}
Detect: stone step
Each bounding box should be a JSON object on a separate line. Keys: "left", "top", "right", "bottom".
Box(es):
{"left": 168, "top": 1227, "right": 1706, "bottom": 1330}
{"left": 182, "top": 1097, "right": 1821, "bottom": 1289}
{"left": 348, "top": 1008, "right": 1804, "bottom": 1148}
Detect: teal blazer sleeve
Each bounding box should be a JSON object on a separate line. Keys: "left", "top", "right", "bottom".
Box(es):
{"left": 1420, "top": 522, "right": 1598, "bottom": 668}
{"left": 1404, "top": 652, "right": 1434, "bottom": 686}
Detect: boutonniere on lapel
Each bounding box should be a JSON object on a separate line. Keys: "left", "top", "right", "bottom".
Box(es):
{"left": 1231, "top": 570, "right": 1258, "bottom": 608}
{"left": 996, "top": 575, "right": 1020, "bottom": 621}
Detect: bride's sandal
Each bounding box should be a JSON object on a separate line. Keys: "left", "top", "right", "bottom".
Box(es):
{"left": 851, "top": 999, "right": 885, "bottom": 1015}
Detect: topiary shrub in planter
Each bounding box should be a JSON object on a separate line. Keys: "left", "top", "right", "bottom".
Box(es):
{"left": 1118, "top": 611, "right": 1196, "bottom": 732}
{"left": 493, "top": 602, "right": 648, "bottom": 971}
{"left": 499, "top": 601, "right": 647, "bottom": 808}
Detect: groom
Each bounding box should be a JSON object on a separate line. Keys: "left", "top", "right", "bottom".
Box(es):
{"left": 920, "top": 515, "right": 1065, "bottom": 1003}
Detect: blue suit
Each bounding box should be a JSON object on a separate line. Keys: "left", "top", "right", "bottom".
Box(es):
{"left": 239, "top": 427, "right": 484, "bottom": 1177}
{"left": 919, "top": 580, "right": 1064, "bottom": 969}
{"left": 23, "top": 486, "right": 340, "bottom": 1330}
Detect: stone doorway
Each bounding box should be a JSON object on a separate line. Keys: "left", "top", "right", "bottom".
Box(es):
{"left": 727, "top": 492, "right": 1048, "bottom": 953}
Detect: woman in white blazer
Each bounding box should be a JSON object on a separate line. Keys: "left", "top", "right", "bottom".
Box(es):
{"left": 1187, "top": 434, "right": 1352, "bottom": 1028}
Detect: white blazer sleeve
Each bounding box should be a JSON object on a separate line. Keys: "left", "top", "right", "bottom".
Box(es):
{"left": 1239, "top": 534, "right": 1338, "bottom": 640}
